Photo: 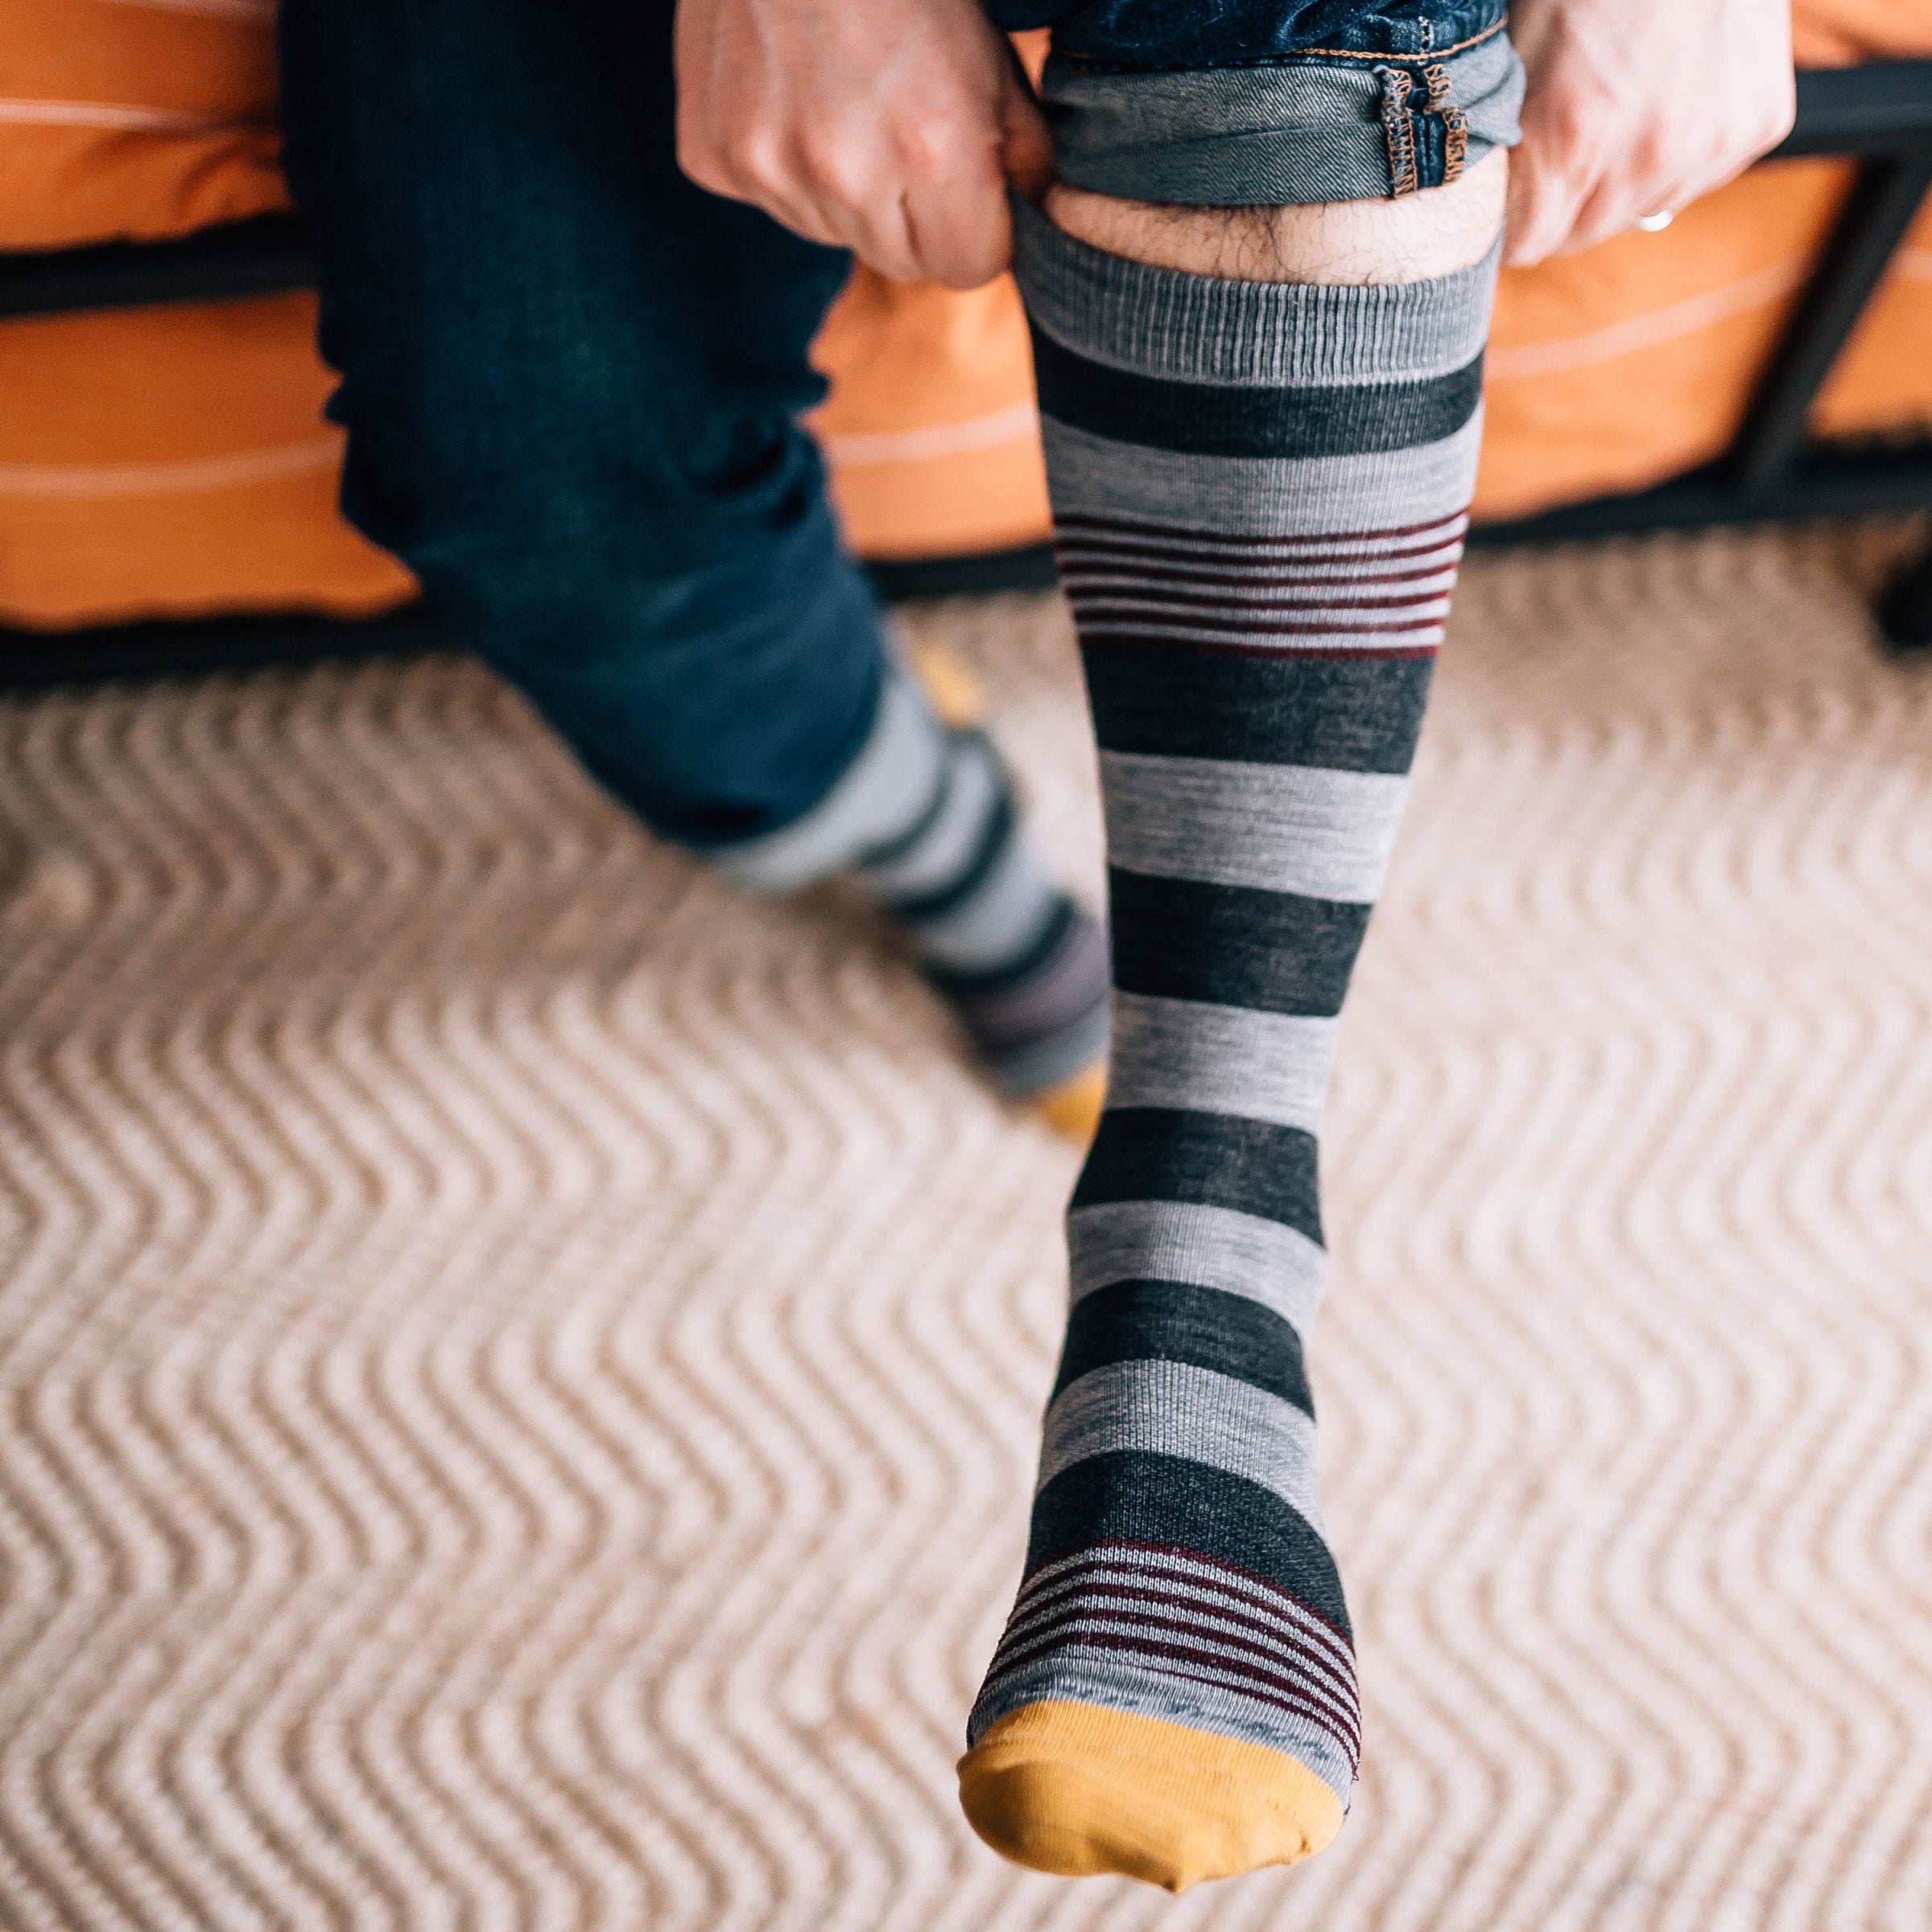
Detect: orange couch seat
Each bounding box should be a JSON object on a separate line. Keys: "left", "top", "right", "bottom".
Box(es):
{"left": 2, "top": 0, "right": 1929, "bottom": 632}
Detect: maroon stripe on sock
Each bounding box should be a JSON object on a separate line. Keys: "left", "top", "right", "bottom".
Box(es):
{"left": 1014, "top": 1544, "right": 1356, "bottom": 1677}
{"left": 990, "top": 1600, "right": 1361, "bottom": 1745}
{"left": 993, "top": 1592, "right": 1354, "bottom": 1693}
{"left": 1057, "top": 536, "right": 1463, "bottom": 572}
{"left": 1065, "top": 586, "right": 1452, "bottom": 617}
{"left": 1075, "top": 634, "right": 1443, "bottom": 663}
{"left": 1053, "top": 509, "right": 1470, "bottom": 551}
{"left": 1020, "top": 1538, "right": 1357, "bottom": 1650}
{"left": 1055, "top": 559, "right": 1463, "bottom": 591}
{"left": 1065, "top": 611, "right": 1446, "bottom": 639}
{"left": 985, "top": 1625, "right": 1360, "bottom": 1767}
{"left": 1007, "top": 1576, "right": 1355, "bottom": 1686}
{"left": 1005, "top": 1573, "right": 1356, "bottom": 1700}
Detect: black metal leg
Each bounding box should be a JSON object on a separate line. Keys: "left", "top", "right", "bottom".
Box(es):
{"left": 1879, "top": 541, "right": 1932, "bottom": 653}
{"left": 1732, "top": 149, "right": 1932, "bottom": 498}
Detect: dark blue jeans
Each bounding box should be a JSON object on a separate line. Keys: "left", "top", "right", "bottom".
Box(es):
{"left": 277, "top": 0, "right": 1513, "bottom": 851}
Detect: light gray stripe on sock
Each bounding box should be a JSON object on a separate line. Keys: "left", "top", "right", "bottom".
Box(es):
{"left": 966, "top": 1657, "right": 1356, "bottom": 1802}
{"left": 711, "top": 667, "right": 943, "bottom": 894}
{"left": 859, "top": 732, "right": 1000, "bottom": 900}
{"left": 1040, "top": 409, "right": 1484, "bottom": 538}
{"left": 1067, "top": 1199, "right": 1327, "bottom": 1331}
{"left": 902, "top": 829, "right": 1062, "bottom": 974}
{"left": 1016, "top": 193, "right": 1502, "bottom": 389}
{"left": 1107, "top": 993, "right": 1339, "bottom": 1134}
{"left": 1040, "top": 1359, "right": 1325, "bottom": 1533}
{"left": 1100, "top": 750, "right": 1406, "bottom": 903}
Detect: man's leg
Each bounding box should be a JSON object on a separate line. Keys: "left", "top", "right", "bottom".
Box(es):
{"left": 958, "top": 1, "right": 1521, "bottom": 1886}
{"left": 276, "top": 0, "right": 1109, "bottom": 1118}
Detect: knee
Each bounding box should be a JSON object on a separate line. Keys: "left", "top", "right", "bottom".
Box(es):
{"left": 328, "top": 346, "right": 836, "bottom": 662}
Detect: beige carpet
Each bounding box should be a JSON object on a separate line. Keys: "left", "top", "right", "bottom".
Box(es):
{"left": 4, "top": 521, "right": 1932, "bottom": 1932}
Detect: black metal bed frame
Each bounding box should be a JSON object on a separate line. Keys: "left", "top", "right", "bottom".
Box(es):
{"left": 2, "top": 60, "right": 1929, "bottom": 690}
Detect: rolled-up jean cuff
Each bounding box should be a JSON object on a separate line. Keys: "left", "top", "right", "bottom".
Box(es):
{"left": 1041, "top": 27, "right": 1524, "bottom": 205}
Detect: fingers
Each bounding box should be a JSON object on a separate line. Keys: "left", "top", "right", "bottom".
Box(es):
{"left": 893, "top": 106, "right": 1015, "bottom": 287}
{"left": 893, "top": 52, "right": 1053, "bottom": 291}
{"left": 1000, "top": 62, "right": 1055, "bottom": 204}
{"left": 673, "top": 0, "right": 1047, "bottom": 288}
{"left": 687, "top": 118, "right": 1025, "bottom": 289}
{"left": 1502, "top": 0, "right": 1797, "bottom": 266}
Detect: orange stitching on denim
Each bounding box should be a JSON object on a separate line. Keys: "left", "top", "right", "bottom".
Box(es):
{"left": 1422, "top": 62, "right": 1470, "bottom": 183}
{"left": 1377, "top": 67, "right": 1418, "bottom": 197}
{"left": 1045, "top": 15, "right": 1505, "bottom": 69}
{"left": 1286, "top": 17, "right": 1506, "bottom": 61}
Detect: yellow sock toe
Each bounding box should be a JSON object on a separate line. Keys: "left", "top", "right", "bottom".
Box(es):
{"left": 1026, "top": 1061, "right": 1108, "bottom": 1142}
{"left": 957, "top": 1701, "right": 1344, "bottom": 1892}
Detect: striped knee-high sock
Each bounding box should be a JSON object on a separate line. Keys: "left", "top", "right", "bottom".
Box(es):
{"left": 957, "top": 203, "right": 1498, "bottom": 1890}
{"left": 713, "top": 654, "right": 1111, "bottom": 1122}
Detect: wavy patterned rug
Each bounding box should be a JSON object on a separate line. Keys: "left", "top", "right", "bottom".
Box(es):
{"left": 3, "top": 521, "right": 1932, "bottom": 1932}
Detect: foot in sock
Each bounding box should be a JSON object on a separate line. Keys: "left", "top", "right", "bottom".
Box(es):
{"left": 711, "top": 645, "right": 1111, "bottom": 1137}
{"left": 956, "top": 201, "right": 1500, "bottom": 1888}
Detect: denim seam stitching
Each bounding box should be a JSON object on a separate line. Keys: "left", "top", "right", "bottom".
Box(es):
{"left": 1377, "top": 68, "right": 1419, "bottom": 198}
{"left": 1423, "top": 63, "right": 1470, "bottom": 183}
{"left": 1048, "top": 17, "right": 1505, "bottom": 77}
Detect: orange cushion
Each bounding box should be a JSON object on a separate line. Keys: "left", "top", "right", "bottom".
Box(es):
{"left": 810, "top": 269, "right": 1051, "bottom": 560}
{"left": 2, "top": 0, "right": 1930, "bottom": 632}
{"left": 1792, "top": 0, "right": 1932, "bottom": 64}
{"left": 1814, "top": 195, "right": 1932, "bottom": 436}
{"left": 0, "top": 0, "right": 287, "bottom": 249}
{"left": 0, "top": 293, "right": 415, "bottom": 630}
{"left": 1476, "top": 159, "right": 1847, "bottom": 520}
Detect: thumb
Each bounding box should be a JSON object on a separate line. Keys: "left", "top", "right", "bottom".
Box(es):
{"left": 999, "top": 60, "right": 1054, "bottom": 201}
{"left": 1502, "top": 143, "right": 1568, "bottom": 266}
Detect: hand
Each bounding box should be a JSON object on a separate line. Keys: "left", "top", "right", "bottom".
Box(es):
{"left": 674, "top": 0, "right": 1052, "bottom": 289}
{"left": 1504, "top": 0, "right": 1796, "bottom": 264}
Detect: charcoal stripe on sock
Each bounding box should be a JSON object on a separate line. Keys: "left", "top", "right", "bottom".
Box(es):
{"left": 1026, "top": 1453, "right": 1349, "bottom": 1633}
{"left": 1054, "top": 1282, "right": 1313, "bottom": 1412}
{"left": 1030, "top": 324, "right": 1484, "bottom": 458}
{"left": 1084, "top": 649, "right": 1434, "bottom": 770}
{"left": 1071, "top": 1110, "right": 1323, "bottom": 1236}
{"left": 1108, "top": 873, "right": 1370, "bottom": 1016}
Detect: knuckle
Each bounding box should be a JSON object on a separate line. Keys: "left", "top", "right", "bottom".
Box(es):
{"left": 733, "top": 134, "right": 790, "bottom": 195}
{"left": 795, "top": 134, "right": 865, "bottom": 204}
{"left": 892, "top": 121, "right": 951, "bottom": 181}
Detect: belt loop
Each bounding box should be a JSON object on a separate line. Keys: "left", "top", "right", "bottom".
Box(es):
{"left": 1376, "top": 66, "right": 1419, "bottom": 197}
{"left": 1423, "top": 62, "right": 1469, "bottom": 184}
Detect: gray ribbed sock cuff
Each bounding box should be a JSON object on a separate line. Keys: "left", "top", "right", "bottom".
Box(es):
{"left": 1012, "top": 193, "right": 1498, "bottom": 388}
